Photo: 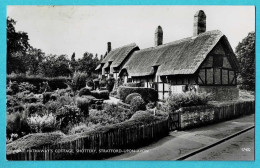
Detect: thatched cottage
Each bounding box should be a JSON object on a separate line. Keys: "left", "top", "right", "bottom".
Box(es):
{"left": 96, "top": 10, "right": 240, "bottom": 101}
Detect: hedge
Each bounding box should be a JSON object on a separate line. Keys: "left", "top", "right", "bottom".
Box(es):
{"left": 7, "top": 75, "right": 69, "bottom": 92}
{"left": 91, "top": 90, "right": 109, "bottom": 100}
{"left": 123, "top": 82, "right": 143, "bottom": 87}
{"left": 118, "top": 86, "right": 158, "bottom": 103}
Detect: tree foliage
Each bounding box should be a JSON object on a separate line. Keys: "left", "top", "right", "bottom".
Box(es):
{"left": 7, "top": 17, "right": 30, "bottom": 74}
{"left": 39, "top": 55, "right": 72, "bottom": 77}
{"left": 235, "top": 31, "right": 255, "bottom": 91}
{"left": 76, "top": 52, "right": 99, "bottom": 75}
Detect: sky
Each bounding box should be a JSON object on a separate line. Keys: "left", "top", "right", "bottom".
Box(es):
{"left": 7, "top": 6, "right": 255, "bottom": 59}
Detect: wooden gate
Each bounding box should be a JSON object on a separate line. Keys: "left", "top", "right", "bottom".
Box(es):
{"left": 168, "top": 112, "right": 180, "bottom": 131}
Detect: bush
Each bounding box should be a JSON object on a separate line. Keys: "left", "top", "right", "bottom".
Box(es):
{"left": 6, "top": 112, "right": 30, "bottom": 138}
{"left": 91, "top": 90, "right": 109, "bottom": 99}
{"left": 10, "top": 81, "right": 19, "bottom": 94}
{"left": 27, "top": 113, "right": 57, "bottom": 133}
{"left": 81, "top": 95, "right": 96, "bottom": 104}
{"left": 130, "top": 110, "right": 159, "bottom": 123}
{"left": 43, "top": 92, "right": 53, "bottom": 104}
{"left": 50, "top": 94, "right": 58, "bottom": 101}
{"left": 106, "top": 77, "right": 115, "bottom": 92}
{"left": 166, "top": 92, "right": 211, "bottom": 113}
{"left": 76, "top": 97, "right": 90, "bottom": 117}
{"left": 18, "top": 82, "right": 36, "bottom": 93}
{"left": 26, "top": 103, "right": 47, "bottom": 116}
{"left": 7, "top": 74, "right": 69, "bottom": 92}
{"left": 45, "top": 101, "right": 62, "bottom": 114}
{"left": 57, "top": 95, "right": 74, "bottom": 106}
{"left": 130, "top": 96, "right": 146, "bottom": 112}
{"left": 118, "top": 86, "right": 158, "bottom": 103}
{"left": 125, "top": 93, "right": 142, "bottom": 104}
{"left": 68, "top": 123, "right": 96, "bottom": 134}
{"left": 67, "top": 72, "right": 88, "bottom": 92}
{"left": 56, "top": 105, "right": 81, "bottom": 133}
{"left": 78, "top": 88, "right": 91, "bottom": 97}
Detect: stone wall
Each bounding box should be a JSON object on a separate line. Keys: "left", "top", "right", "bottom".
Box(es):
{"left": 198, "top": 86, "right": 239, "bottom": 101}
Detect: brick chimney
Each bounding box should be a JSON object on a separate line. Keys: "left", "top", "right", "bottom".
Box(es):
{"left": 107, "top": 42, "right": 111, "bottom": 53}
{"left": 155, "top": 25, "right": 163, "bottom": 46}
{"left": 193, "top": 10, "right": 206, "bottom": 36}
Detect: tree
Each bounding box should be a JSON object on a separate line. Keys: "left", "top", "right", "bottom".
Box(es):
{"left": 24, "top": 48, "right": 45, "bottom": 75}
{"left": 235, "top": 31, "right": 255, "bottom": 91}
{"left": 70, "top": 52, "right": 77, "bottom": 73}
{"left": 39, "top": 54, "right": 72, "bottom": 77}
{"left": 76, "top": 52, "right": 99, "bottom": 75}
{"left": 7, "top": 17, "right": 30, "bottom": 74}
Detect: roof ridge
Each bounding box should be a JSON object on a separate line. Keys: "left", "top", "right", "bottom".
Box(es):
{"left": 136, "top": 30, "right": 223, "bottom": 53}
{"left": 110, "top": 43, "right": 137, "bottom": 52}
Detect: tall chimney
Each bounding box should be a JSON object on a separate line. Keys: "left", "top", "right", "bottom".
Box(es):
{"left": 193, "top": 10, "right": 206, "bottom": 36}
{"left": 107, "top": 42, "right": 111, "bottom": 53}
{"left": 155, "top": 26, "right": 163, "bottom": 46}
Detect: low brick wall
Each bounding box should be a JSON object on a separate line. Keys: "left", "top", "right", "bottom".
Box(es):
{"left": 178, "top": 100, "right": 255, "bottom": 129}
{"left": 198, "top": 86, "right": 239, "bottom": 101}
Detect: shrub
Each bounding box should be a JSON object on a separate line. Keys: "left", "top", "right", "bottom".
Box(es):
{"left": 106, "top": 77, "right": 115, "bottom": 92}
{"left": 166, "top": 92, "right": 211, "bottom": 113}
{"left": 125, "top": 93, "right": 142, "bottom": 104}
{"left": 45, "top": 101, "right": 62, "bottom": 114}
{"left": 27, "top": 113, "right": 57, "bottom": 133}
{"left": 68, "top": 123, "right": 96, "bottom": 134}
{"left": 130, "top": 110, "right": 159, "bottom": 123}
{"left": 26, "top": 103, "right": 47, "bottom": 116}
{"left": 78, "top": 88, "right": 91, "bottom": 97}
{"left": 57, "top": 95, "right": 74, "bottom": 106}
{"left": 7, "top": 75, "right": 69, "bottom": 92}
{"left": 76, "top": 97, "right": 90, "bottom": 117}
{"left": 130, "top": 96, "right": 146, "bottom": 112}
{"left": 91, "top": 90, "right": 109, "bottom": 99}
{"left": 10, "top": 81, "right": 19, "bottom": 94}
{"left": 67, "top": 72, "right": 88, "bottom": 92}
{"left": 43, "top": 92, "right": 53, "bottom": 104}
{"left": 81, "top": 95, "right": 96, "bottom": 104}
{"left": 6, "top": 112, "right": 30, "bottom": 138}
{"left": 56, "top": 105, "right": 81, "bottom": 133}
{"left": 118, "top": 86, "right": 158, "bottom": 103}
{"left": 18, "top": 82, "right": 36, "bottom": 93}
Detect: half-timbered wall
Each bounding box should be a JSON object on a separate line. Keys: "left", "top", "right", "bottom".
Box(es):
{"left": 197, "top": 42, "right": 237, "bottom": 86}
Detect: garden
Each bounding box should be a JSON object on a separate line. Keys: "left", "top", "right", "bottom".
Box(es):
{"left": 7, "top": 71, "right": 214, "bottom": 158}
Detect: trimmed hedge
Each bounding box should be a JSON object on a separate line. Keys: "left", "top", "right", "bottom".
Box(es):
{"left": 123, "top": 82, "right": 143, "bottom": 87}
{"left": 7, "top": 75, "right": 69, "bottom": 92}
{"left": 91, "top": 90, "right": 109, "bottom": 100}
{"left": 78, "top": 88, "right": 91, "bottom": 97}
{"left": 130, "top": 96, "right": 146, "bottom": 112}
{"left": 118, "top": 86, "right": 158, "bottom": 103}
{"left": 125, "top": 93, "right": 142, "bottom": 104}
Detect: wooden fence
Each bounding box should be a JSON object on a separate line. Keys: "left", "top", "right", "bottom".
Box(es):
{"left": 7, "top": 100, "right": 255, "bottom": 160}
{"left": 7, "top": 119, "right": 169, "bottom": 160}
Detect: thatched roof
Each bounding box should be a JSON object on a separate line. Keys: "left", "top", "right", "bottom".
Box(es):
{"left": 121, "top": 30, "right": 239, "bottom": 77}
{"left": 95, "top": 43, "right": 139, "bottom": 71}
